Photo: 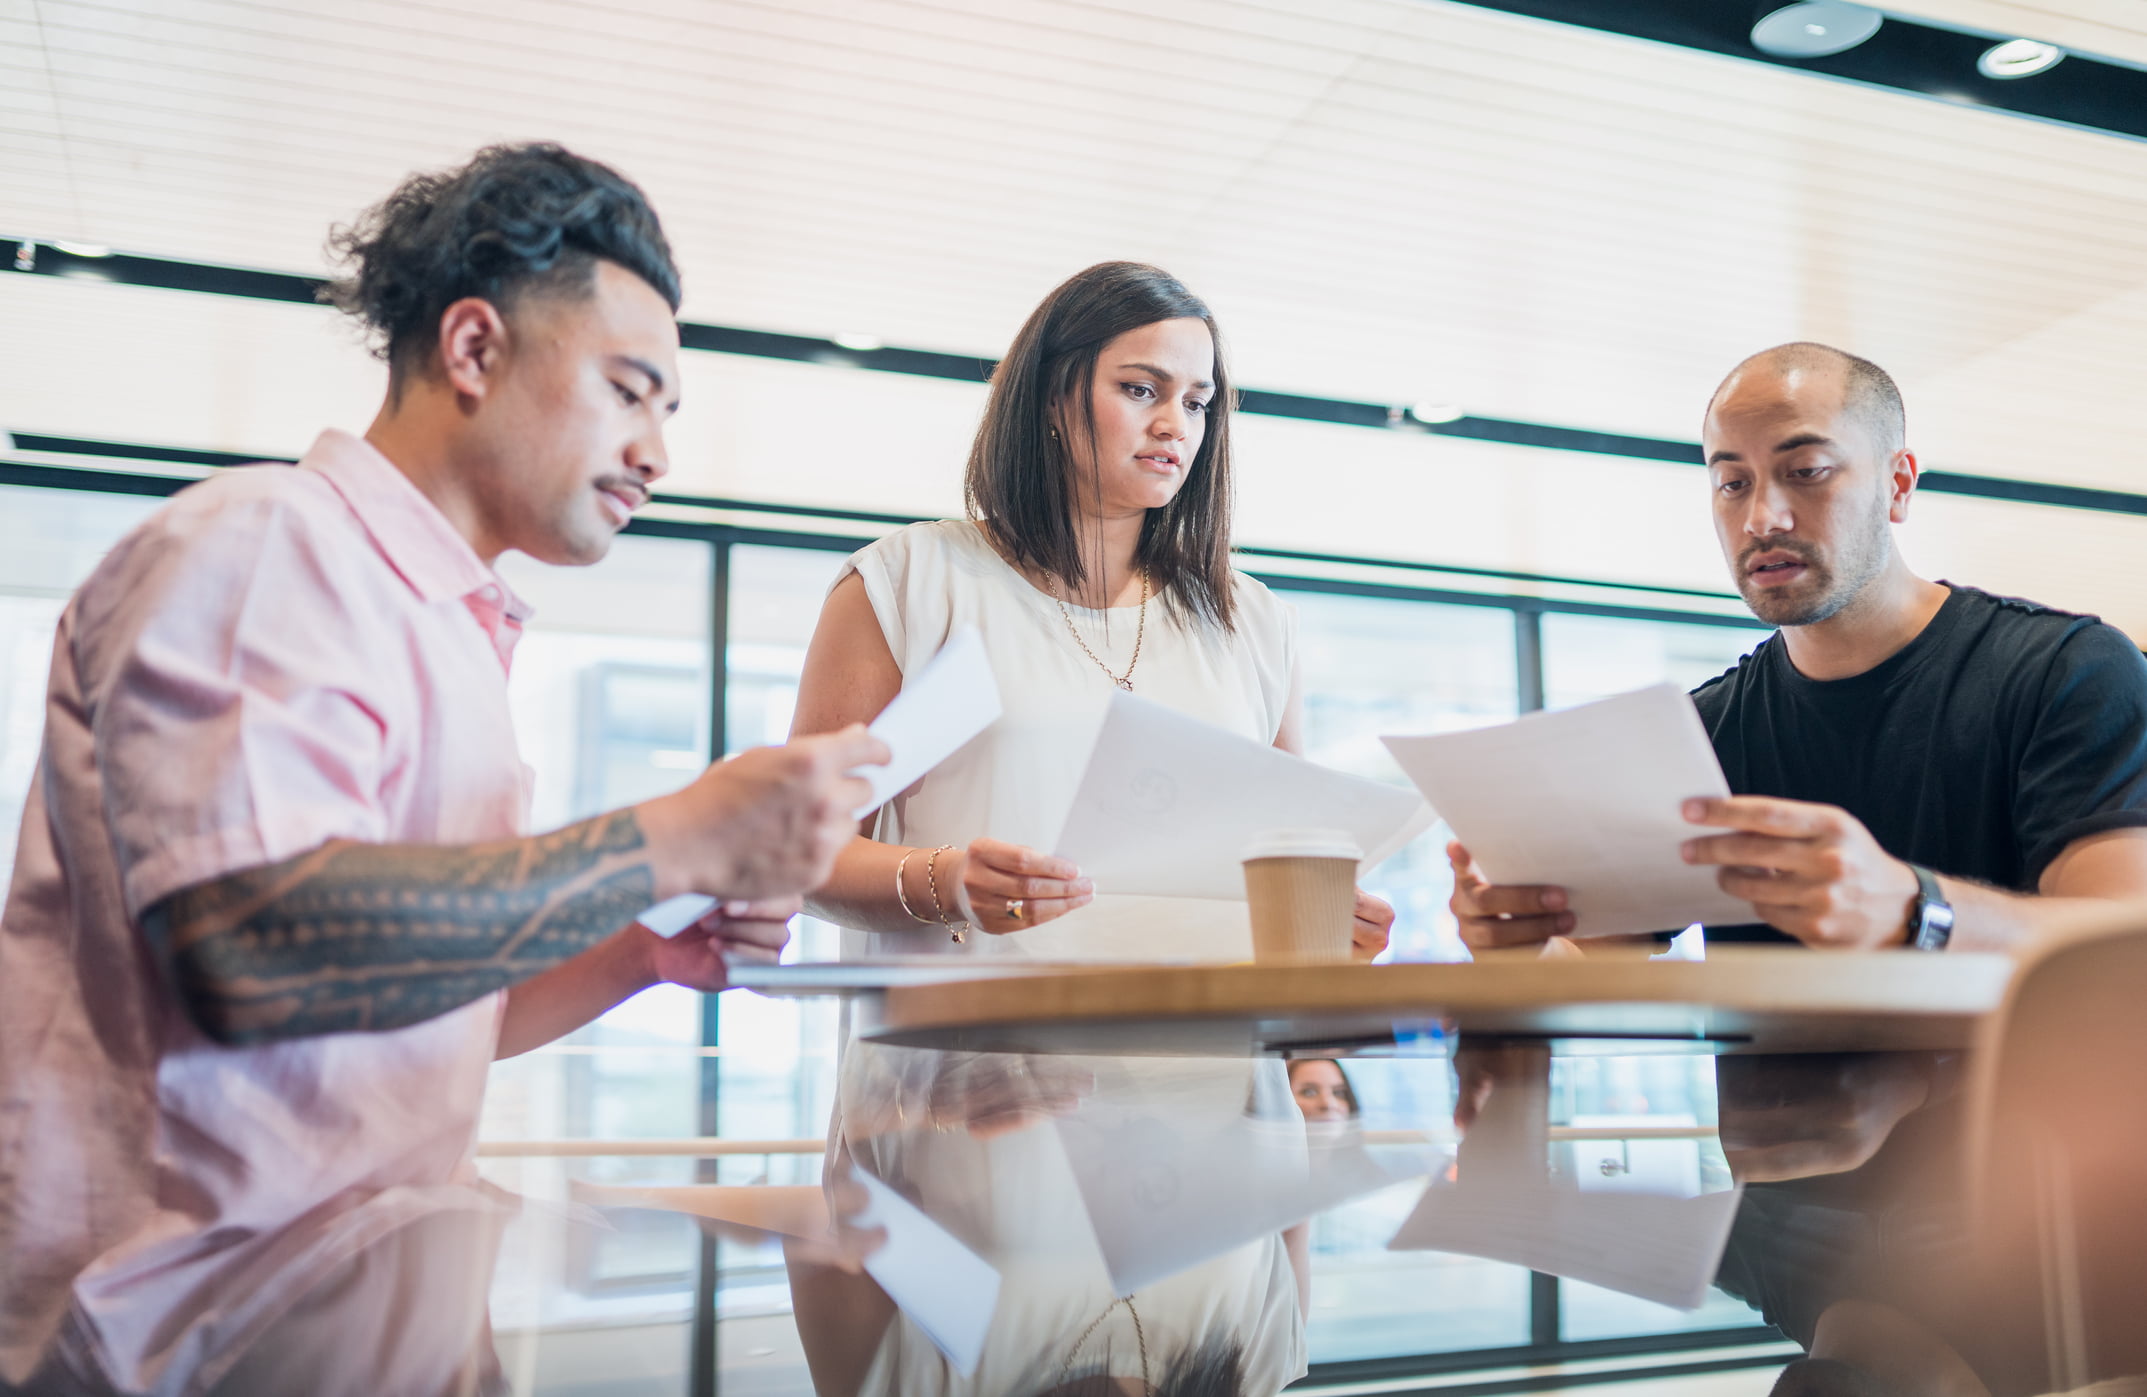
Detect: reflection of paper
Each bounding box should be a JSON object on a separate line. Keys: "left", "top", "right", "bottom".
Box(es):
{"left": 1382, "top": 683, "right": 1749, "bottom": 938}
{"left": 1055, "top": 692, "right": 1432, "bottom": 899}
{"left": 850, "top": 1170, "right": 1002, "bottom": 1376}
{"left": 861, "top": 625, "right": 1001, "bottom": 818}
{"left": 635, "top": 628, "right": 1001, "bottom": 938}
{"left": 1387, "top": 1179, "right": 1743, "bottom": 1310}
{"left": 1055, "top": 1067, "right": 1436, "bottom": 1293}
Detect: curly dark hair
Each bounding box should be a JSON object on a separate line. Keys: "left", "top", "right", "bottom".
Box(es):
{"left": 323, "top": 142, "right": 681, "bottom": 383}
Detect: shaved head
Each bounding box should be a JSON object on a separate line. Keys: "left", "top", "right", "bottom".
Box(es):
{"left": 1701, "top": 342, "right": 1918, "bottom": 629}
{"left": 1708, "top": 342, "right": 1905, "bottom": 456}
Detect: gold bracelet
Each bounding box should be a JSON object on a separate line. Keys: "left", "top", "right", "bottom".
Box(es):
{"left": 924, "top": 844, "right": 969, "bottom": 945}
{"left": 894, "top": 848, "right": 934, "bottom": 925}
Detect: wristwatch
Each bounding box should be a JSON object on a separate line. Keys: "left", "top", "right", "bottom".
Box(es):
{"left": 1905, "top": 863, "right": 1955, "bottom": 951}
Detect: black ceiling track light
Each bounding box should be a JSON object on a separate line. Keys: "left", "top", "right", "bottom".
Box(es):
{"left": 1446, "top": 0, "right": 2147, "bottom": 143}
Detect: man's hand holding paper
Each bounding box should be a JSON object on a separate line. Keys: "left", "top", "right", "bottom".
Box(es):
{"left": 1677, "top": 794, "right": 1921, "bottom": 949}
{"left": 1385, "top": 684, "right": 1753, "bottom": 944}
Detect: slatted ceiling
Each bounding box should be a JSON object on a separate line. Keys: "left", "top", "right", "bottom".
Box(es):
{"left": 1911, "top": 281, "right": 2147, "bottom": 485}
{"left": 1878, "top": 0, "right": 2147, "bottom": 67}
{"left": 3, "top": 1, "right": 2146, "bottom": 490}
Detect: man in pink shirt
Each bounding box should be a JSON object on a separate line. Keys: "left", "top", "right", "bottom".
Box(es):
{"left": 0, "top": 144, "right": 884, "bottom": 1396}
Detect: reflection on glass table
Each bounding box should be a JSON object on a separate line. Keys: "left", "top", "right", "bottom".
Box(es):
{"left": 487, "top": 1039, "right": 1787, "bottom": 1395}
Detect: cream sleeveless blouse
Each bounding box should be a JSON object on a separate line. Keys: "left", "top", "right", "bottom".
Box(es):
{"left": 837, "top": 519, "right": 1297, "bottom": 962}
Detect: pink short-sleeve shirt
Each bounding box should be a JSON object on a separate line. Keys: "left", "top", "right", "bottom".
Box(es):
{"left": 0, "top": 431, "right": 534, "bottom": 1393}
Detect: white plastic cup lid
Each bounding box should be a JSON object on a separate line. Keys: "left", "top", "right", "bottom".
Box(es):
{"left": 1241, "top": 828, "right": 1362, "bottom": 862}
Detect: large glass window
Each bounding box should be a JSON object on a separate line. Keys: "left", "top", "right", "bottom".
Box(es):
{"left": 1285, "top": 588, "right": 1519, "bottom": 965}
{"left": 1277, "top": 590, "right": 1539, "bottom": 1362}
{"left": 0, "top": 484, "right": 162, "bottom": 888}
{"left": 1537, "top": 609, "right": 1773, "bottom": 1344}
{"left": 715, "top": 544, "right": 856, "bottom": 1377}
{"left": 0, "top": 477, "right": 1791, "bottom": 1390}
{"left": 481, "top": 534, "right": 716, "bottom": 1392}
{"left": 1541, "top": 612, "right": 1768, "bottom": 711}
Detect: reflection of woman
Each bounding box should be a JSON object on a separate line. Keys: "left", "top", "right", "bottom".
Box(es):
{"left": 1287, "top": 1060, "right": 1360, "bottom": 1124}
{"left": 791, "top": 1045, "right": 1306, "bottom": 1397}
{"left": 793, "top": 261, "right": 1393, "bottom": 962}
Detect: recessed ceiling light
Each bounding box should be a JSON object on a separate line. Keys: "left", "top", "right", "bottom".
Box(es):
{"left": 1978, "top": 38, "right": 2064, "bottom": 79}
{"left": 1750, "top": 2, "right": 1883, "bottom": 58}
{"left": 1409, "top": 401, "right": 1466, "bottom": 425}
{"left": 831, "top": 332, "right": 883, "bottom": 352}
{"left": 53, "top": 240, "right": 112, "bottom": 258}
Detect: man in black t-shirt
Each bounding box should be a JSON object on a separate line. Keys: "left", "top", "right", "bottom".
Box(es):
{"left": 1449, "top": 342, "right": 2147, "bottom": 952}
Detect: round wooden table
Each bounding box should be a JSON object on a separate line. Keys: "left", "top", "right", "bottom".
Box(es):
{"left": 863, "top": 948, "right": 2014, "bottom": 1057}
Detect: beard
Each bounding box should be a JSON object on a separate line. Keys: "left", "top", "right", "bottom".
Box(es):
{"left": 1735, "top": 513, "right": 1891, "bottom": 628}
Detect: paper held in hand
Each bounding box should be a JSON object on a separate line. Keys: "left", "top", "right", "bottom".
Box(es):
{"left": 637, "top": 626, "right": 1002, "bottom": 938}
{"left": 1053, "top": 691, "right": 1434, "bottom": 901}
{"left": 1381, "top": 683, "right": 1750, "bottom": 939}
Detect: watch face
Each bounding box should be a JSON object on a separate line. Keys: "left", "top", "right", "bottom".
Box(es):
{"left": 1914, "top": 901, "right": 1956, "bottom": 951}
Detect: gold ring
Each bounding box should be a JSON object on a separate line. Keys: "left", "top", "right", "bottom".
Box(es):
{"left": 1005, "top": 899, "right": 1026, "bottom": 922}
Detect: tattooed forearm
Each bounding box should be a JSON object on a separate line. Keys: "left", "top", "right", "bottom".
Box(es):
{"left": 140, "top": 811, "right": 657, "bottom": 1045}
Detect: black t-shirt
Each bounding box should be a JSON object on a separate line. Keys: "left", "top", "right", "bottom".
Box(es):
{"left": 1691, "top": 584, "right": 2147, "bottom": 945}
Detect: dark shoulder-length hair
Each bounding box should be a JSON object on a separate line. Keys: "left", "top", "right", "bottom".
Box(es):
{"left": 964, "top": 261, "right": 1238, "bottom": 633}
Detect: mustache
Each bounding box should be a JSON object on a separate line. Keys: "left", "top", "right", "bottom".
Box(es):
{"left": 1737, "top": 539, "right": 1819, "bottom": 572}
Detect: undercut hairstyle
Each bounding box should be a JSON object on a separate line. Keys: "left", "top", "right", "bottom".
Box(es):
{"left": 965, "top": 261, "right": 1238, "bottom": 633}
{"left": 1714, "top": 341, "right": 1906, "bottom": 456}
{"left": 324, "top": 142, "right": 681, "bottom": 388}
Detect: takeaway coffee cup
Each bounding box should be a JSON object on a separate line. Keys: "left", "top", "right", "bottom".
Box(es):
{"left": 1242, "top": 829, "right": 1361, "bottom": 964}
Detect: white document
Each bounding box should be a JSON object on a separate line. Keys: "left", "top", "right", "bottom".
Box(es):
{"left": 857, "top": 625, "right": 1002, "bottom": 819}
{"left": 1054, "top": 691, "right": 1434, "bottom": 900}
{"left": 635, "top": 895, "right": 721, "bottom": 939}
{"left": 1381, "top": 683, "right": 1751, "bottom": 938}
{"left": 849, "top": 1170, "right": 1002, "bottom": 1376}
{"left": 635, "top": 627, "right": 1002, "bottom": 938}
{"left": 1387, "top": 1177, "right": 1743, "bottom": 1310}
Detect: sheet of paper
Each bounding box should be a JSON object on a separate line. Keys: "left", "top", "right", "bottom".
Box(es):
{"left": 1053, "top": 1064, "right": 1437, "bottom": 1293}
{"left": 1381, "top": 682, "right": 1751, "bottom": 938}
{"left": 1054, "top": 691, "right": 1433, "bottom": 900}
{"left": 635, "top": 894, "right": 718, "bottom": 939}
{"left": 1387, "top": 1179, "right": 1743, "bottom": 1311}
{"left": 848, "top": 1170, "right": 1002, "bottom": 1376}
{"left": 859, "top": 625, "right": 1002, "bottom": 819}
{"left": 634, "top": 628, "right": 1001, "bottom": 938}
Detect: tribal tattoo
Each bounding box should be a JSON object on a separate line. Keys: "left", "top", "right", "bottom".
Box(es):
{"left": 140, "top": 810, "right": 657, "bottom": 1045}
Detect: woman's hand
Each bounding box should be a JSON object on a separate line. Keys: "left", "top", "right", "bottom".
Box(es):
{"left": 953, "top": 838, "right": 1093, "bottom": 935}
{"left": 1352, "top": 890, "right": 1395, "bottom": 961}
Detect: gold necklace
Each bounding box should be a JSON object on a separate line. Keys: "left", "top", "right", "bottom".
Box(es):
{"left": 1046, "top": 568, "right": 1148, "bottom": 691}
{"left": 1057, "top": 1295, "right": 1150, "bottom": 1391}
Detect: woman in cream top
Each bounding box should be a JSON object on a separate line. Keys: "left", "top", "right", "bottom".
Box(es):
{"left": 787, "top": 262, "right": 1383, "bottom": 1396}
{"left": 792, "top": 260, "right": 1393, "bottom": 963}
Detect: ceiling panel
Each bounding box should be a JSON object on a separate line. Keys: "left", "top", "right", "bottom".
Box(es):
{"left": 1, "top": 0, "right": 2143, "bottom": 503}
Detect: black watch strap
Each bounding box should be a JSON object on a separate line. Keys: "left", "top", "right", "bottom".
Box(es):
{"left": 1906, "top": 862, "right": 1955, "bottom": 951}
